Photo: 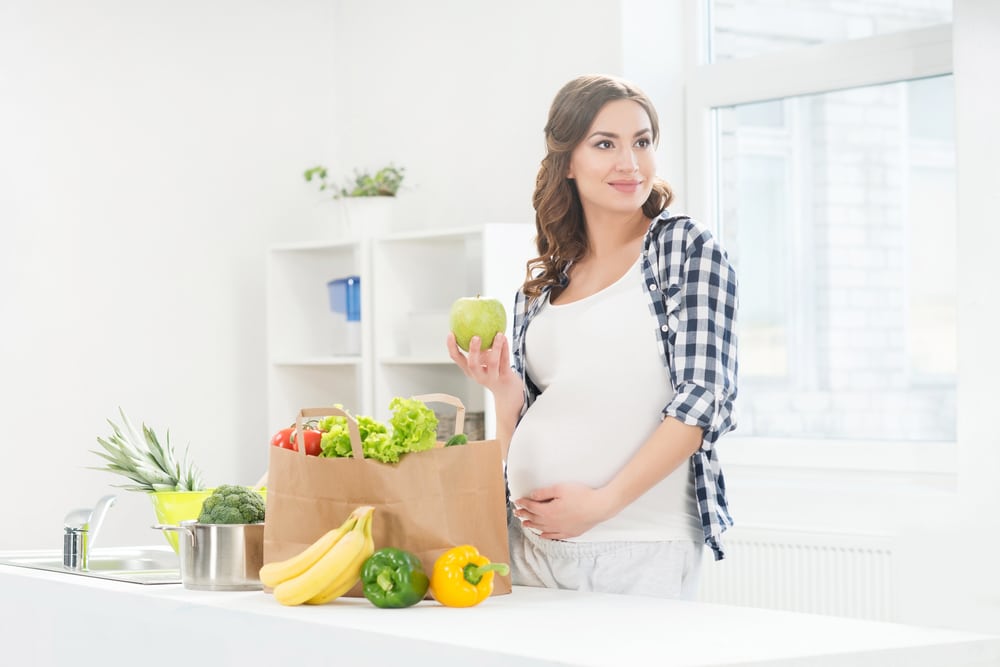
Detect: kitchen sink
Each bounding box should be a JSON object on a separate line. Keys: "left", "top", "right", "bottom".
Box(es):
{"left": 0, "top": 546, "right": 181, "bottom": 585}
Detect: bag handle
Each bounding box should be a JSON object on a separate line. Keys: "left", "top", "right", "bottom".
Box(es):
{"left": 294, "top": 406, "right": 364, "bottom": 459}
{"left": 411, "top": 393, "right": 466, "bottom": 438}
{"left": 268, "top": 395, "right": 466, "bottom": 471}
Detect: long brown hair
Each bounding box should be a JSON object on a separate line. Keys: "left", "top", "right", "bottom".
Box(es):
{"left": 524, "top": 74, "right": 673, "bottom": 298}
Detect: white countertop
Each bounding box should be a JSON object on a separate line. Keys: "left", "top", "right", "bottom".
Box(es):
{"left": 2, "top": 561, "right": 998, "bottom": 666}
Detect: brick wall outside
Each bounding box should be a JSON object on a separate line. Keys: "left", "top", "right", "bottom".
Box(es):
{"left": 714, "top": 0, "right": 956, "bottom": 441}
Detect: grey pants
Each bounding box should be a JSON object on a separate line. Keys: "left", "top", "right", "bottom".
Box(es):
{"left": 507, "top": 511, "right": 703, "bottom": 599}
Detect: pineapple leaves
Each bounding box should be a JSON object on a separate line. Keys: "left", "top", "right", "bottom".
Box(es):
{"left": 89, "top": 408, "right": 205, "bottom": 492}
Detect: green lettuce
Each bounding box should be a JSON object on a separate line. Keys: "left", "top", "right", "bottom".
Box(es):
{"left": 320, "top": 414, "right": 392, "bottom": 461}
{"left": 318, "top": 398, "right": 438, "bottom": 464}
{"left": 387, "top": 397, "right": 438, "bottom": 454}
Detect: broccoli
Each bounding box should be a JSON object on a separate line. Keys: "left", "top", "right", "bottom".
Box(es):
{"left": 197, "top": 485, "right": 266, "bottom": 524}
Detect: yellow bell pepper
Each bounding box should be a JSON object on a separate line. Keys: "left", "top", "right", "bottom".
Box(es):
{"left": 430, "top": 544, "right": 510, "bottom": 607}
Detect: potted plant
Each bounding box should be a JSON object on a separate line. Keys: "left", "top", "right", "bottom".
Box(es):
{"left": 304, "top": 164, "right": 404, "bottom": 199}
{"left": 304, "top": 164, "right": 405, "bottom": 238}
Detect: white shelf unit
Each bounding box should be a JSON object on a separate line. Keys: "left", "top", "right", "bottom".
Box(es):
{"left": 266, "top": 223, "right": 535, "bottom": 437}
{"left": 266, "top": 239, "right": 372, "bottom": 430}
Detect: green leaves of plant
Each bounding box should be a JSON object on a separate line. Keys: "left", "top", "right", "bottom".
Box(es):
{"left": 303, "top": 164, "right": 405, "bottom": 199}
{"left": 89, "top": 408, "right": 204, "bottom": 492}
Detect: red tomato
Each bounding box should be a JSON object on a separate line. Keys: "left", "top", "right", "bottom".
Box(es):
{"left": 293, "top": 429, "right": 323, "bottom": 456}
{"left": 271, "top": 426, "right": 322, "bottom": 456}
{"left": 270, "top": 427, "right": 295, "bottom": 450}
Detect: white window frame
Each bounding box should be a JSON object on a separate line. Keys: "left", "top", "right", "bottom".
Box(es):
{"left": 725, "top": 103, "right": 806, "bottom": 387}
{"left": 683, "top": 6, "right": 956, "bottom": 478}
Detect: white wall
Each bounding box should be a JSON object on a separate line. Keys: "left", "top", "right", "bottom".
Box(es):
{"left": 946, "top": 0, "right": 1000, "bottom": 634}
{"left": 0, "top": 0, "right": 629, "bottom": 549}
{"left": 329, "top": 0, "right": 624, "bottom": 229}
{"left": 0, "top": 0, "right": 340, "bottom": 549}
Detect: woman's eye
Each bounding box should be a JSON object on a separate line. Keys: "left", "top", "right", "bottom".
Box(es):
{"left": 595, "top": 140, "right": 613, "bottom": 149}
{"left": 636, "top": 137, "right": 652, "bottom": 148}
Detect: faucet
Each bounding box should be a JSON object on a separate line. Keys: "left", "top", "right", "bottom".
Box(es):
{"left": 63, "top": 494, "right": 117, "bottom": 570}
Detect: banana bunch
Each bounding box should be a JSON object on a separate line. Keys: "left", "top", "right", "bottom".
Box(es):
{"left": 260, "top": 505, "right": 375, "bottom": 606}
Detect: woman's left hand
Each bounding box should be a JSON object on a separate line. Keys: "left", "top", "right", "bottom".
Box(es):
{"left": 513, "top": 483, "right": 616, "bottom": 540}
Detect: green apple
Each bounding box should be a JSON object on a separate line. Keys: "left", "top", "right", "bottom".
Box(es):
{"left": 449, "top": 295, "right": 507, "bottom": 352}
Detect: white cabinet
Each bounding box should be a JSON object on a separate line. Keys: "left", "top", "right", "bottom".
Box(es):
{"left": 266, "top": 223, "right": 534, "bottom": 436}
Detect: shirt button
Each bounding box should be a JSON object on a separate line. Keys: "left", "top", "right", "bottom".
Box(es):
{"left": 661, "top": 325, "right": 669, "bottom": 332}
{"left": 648, "top": 283, "right": 657, "bottom": 290}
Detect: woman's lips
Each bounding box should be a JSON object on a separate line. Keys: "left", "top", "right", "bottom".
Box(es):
{"left": 609, "top": 180, "right": 643, "bottom": 193}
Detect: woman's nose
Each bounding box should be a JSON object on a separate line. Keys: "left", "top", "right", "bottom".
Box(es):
{"left": 615, "top": 149, "right": 639, "bottom": 173}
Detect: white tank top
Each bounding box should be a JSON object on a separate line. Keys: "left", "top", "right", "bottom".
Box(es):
{"left": 506, "top": 257, "right": 702, "bottom": 542}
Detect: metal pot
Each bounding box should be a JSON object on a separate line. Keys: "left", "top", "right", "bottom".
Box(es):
{"left": 155, "top": 520, "right": 264, "bottom": 591}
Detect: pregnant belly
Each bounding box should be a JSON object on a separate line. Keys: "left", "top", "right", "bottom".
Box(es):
{"left": 505, "top": 392, "right": 660, "bottom": 503}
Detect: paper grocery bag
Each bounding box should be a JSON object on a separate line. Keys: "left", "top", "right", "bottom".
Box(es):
{"left": 262, "top": 393, "right": 511, "bottom": 597}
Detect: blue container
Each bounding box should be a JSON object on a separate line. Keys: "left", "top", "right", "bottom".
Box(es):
{"left": 327, "top": 276, "right": 361, "bottom": 322}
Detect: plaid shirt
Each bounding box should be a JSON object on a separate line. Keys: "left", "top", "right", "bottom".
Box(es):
{"left": 511, "top": 212, "right": 738, "bottom": 560}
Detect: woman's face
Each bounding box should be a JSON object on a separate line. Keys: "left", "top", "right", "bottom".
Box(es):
{"left": 567, "top": 98, "right": 656, "bottom": 219}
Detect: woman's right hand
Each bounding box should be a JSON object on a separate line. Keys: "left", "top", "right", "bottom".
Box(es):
{"left": 446, "top": 331, "right": 524, "bottom": 423}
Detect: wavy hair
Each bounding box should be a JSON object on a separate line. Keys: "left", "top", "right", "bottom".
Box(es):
{"left": 523, "top": 74, "right": 673, "bottom": 299}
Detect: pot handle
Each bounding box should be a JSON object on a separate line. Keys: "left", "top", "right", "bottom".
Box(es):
{"left": 152, "top": 523, "right": 197, "bottom": 548}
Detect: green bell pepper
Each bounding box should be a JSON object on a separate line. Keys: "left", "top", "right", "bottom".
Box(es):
{"left": 361, "top": 547, "right": 430, "bottom": 608}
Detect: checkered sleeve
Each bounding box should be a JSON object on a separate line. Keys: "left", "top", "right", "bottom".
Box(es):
{"left": 510, "top": 288, "right": 540, "bottom": 417}
{"left": 660, "top": 223, "right": 739, "bottom": 449}
{"left": 511, "top": 288, "right": 528, "bottom": 375}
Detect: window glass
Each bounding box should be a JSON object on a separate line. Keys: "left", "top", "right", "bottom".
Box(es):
{"left": 718, "top": 75, "right": 956, "bottom": 441}
{"left": 710, "top": 0, "right": 952, "bottom": 62}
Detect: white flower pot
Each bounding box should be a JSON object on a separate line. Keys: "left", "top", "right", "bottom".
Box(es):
{"left": 337, "top": 196, "right": 395, "bottom": 240}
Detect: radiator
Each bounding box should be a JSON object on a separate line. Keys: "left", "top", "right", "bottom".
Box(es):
{"left": 696, "top": 526, "right": 896, "bottom": 621}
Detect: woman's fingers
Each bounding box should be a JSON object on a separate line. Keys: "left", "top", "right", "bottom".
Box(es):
{"left": 451, "top": 334, "right": 491, "bottom": 383}
{"left": 467, "top": 336, "right": 486, "bottom": 373}
{"left": 485, "top": 333, "right": 505, "bottom": 380}
{"left": 445, "top": 333, "right": 472, "bottom": 376}
{"left": 516, "top": 509, "right": 539, "bottom": 530}
{"left": 498, "top": 333, "right": 511, "bottom": 371}
{"left": 450, "top": 332, "right": 511, "bottom": 387}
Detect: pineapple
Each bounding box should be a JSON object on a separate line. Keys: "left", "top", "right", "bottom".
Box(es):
{"left": 91, "top": 408, "right": 205, "bottom": 492}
